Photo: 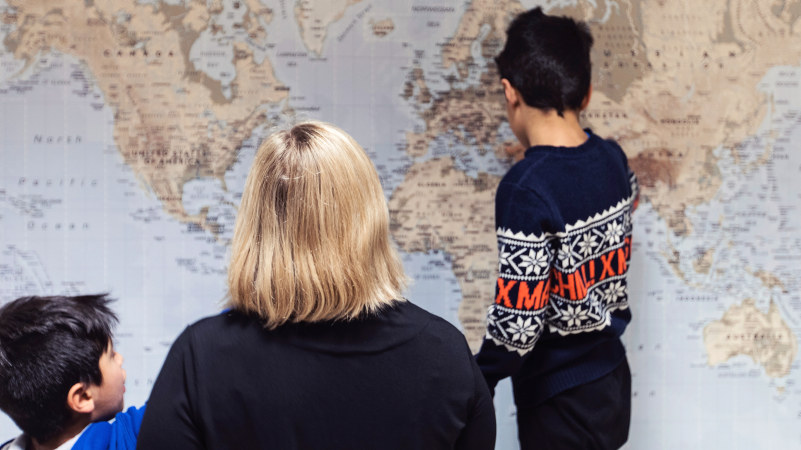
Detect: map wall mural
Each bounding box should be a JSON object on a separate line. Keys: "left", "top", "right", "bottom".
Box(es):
{"left": 0, "top": 0, "right": 800, "bottom": 447}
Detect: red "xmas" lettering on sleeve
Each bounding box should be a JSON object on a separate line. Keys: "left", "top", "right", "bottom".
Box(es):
{"left": 495, "top": 237, "right": 631, "bottom": 311}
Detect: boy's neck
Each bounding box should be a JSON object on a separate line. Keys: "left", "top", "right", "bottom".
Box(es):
{"left": 30, "top": 417, "right": 90, "bottom": 450}
{"left": 518, "top": 106, "right": 587, "bottom": 149}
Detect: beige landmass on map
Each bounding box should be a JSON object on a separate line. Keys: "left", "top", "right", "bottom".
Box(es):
{"left": 295, "top": 0, "right": 362, "bottom": 56}
{"left": 440, "top": 0, "right": 524, "bottom": 79}
{"left": 692, "top": 247, "right": 716, "bottom": 275}
{"left": 551, "top": 0, "right": 649, "bottom": 104}
{"left": 369, "top": 18, "right": 394, "bottom": 38}
{"left": 583, "top": 0, "right": 801, "bottom": 235}
{"left": 403, "top": 68, "right": 510, "bottom": 159}
{"left": 3, "top": 0, "right": 289, "bottom": 230}
{"left": 401, "top": 67, "right": 431, "bottom": 106}
{"left": 242, "top": 0, "right": 275, "bottom": 44}
{"left": 389, "top": 157, "right": 499, "bottom": 351}
{"left": 752, "top": 270, "right": 789, "bottom": 293}
{"left": 704, "top": 299, "right": 798, "bottom": 378}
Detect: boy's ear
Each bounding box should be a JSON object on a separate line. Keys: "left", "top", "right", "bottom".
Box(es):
{"left": 501, "top": 78, "right": 519, "bottom": 107}
{"left": 66, "top": 382, "right": 95, "bottom": 415}
{"left": 580, "top": 84, "right": 593, "bottom": 111}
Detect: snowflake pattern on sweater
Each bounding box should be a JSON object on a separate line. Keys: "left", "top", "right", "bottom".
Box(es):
{"left": 487, "top": 176, "right": 637, "bottom": 355}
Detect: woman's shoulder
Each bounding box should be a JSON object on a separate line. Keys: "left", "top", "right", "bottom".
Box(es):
{"left": 396, "top": 301, "right": 461, "bottom": 334}
{"left": 185, "top": 309, "right": 254, "bottom": 331}
{"left": 389, "top": 300, "right": 473, "bottom": 351}
{"left": 172, "top": 310, "right": 262, "bottom": 350}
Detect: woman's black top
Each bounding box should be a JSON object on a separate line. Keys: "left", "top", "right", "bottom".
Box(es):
{"left": 136, "top": 300, "right": 496, "bottom": 449}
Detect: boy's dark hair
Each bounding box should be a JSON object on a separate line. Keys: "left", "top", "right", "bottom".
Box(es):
{"left": 0, "top": 294, "right": 117, "bottom": 443}
{"left": 495, "top": 7, "right": 594, "bottom": 116}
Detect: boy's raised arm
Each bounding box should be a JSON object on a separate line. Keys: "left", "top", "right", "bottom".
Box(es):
{"left": 475, "top": 181, "right": 557, "bottom": 392}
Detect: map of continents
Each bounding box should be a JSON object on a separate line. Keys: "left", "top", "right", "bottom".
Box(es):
{"left": 1, "top": 0, "right": 801, "bottom": 448}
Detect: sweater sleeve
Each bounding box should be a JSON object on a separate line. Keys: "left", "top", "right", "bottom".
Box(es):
{"left": 136, "top": 328, "right": 203, "bottom": 450}
{"left": 475, "top": 182, "right": 558, "bottom": 393}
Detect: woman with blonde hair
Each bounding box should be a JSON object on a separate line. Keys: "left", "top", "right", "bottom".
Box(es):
{"left": 137, "top": 121, "right": 496, "bottom": 449}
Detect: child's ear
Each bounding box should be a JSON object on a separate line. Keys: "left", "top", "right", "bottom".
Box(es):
{"left": 580, "top": 84, "right": 593, "bottom": 111}
{"left": 501, "top": 78, "right": 519, "bottom": 106}
{"left": 66, "top": 382, "right": 95, "bottom": 414}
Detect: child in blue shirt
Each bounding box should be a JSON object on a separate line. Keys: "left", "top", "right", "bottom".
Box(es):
{"left": 0, "top": 294, "right": 144, "bottom": 450}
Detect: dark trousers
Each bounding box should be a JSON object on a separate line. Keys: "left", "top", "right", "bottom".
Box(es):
{"left": 517, "top": 359, "right": 631, "bottom": 450}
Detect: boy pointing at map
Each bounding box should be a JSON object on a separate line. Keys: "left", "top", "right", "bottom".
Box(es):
{"left": 475, "top": 7, "right": 639, "bottom": 449}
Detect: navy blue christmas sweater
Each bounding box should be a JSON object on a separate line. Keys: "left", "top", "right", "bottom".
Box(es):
{"left": 475, "top": 131, "right": 638, "bottom": 409}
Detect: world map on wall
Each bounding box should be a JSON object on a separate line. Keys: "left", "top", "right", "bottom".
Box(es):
{"left": 1, "top": 0, "right": 800, "bottom": 448}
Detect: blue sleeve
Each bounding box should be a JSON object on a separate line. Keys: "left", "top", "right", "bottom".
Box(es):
{"left": 73, "top": 405, "right": 146, "bottom": 450}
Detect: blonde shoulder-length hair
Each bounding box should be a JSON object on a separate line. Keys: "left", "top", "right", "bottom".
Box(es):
{"left": 227, "top": 121, "right": 407, "bottom": 328}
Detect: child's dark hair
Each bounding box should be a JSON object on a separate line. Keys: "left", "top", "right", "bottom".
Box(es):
{"left": 495, "top": 7, "right": 594, "bottom": 116}
{"left": 0, "top": 294, "right": 118, "bottom": 443}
